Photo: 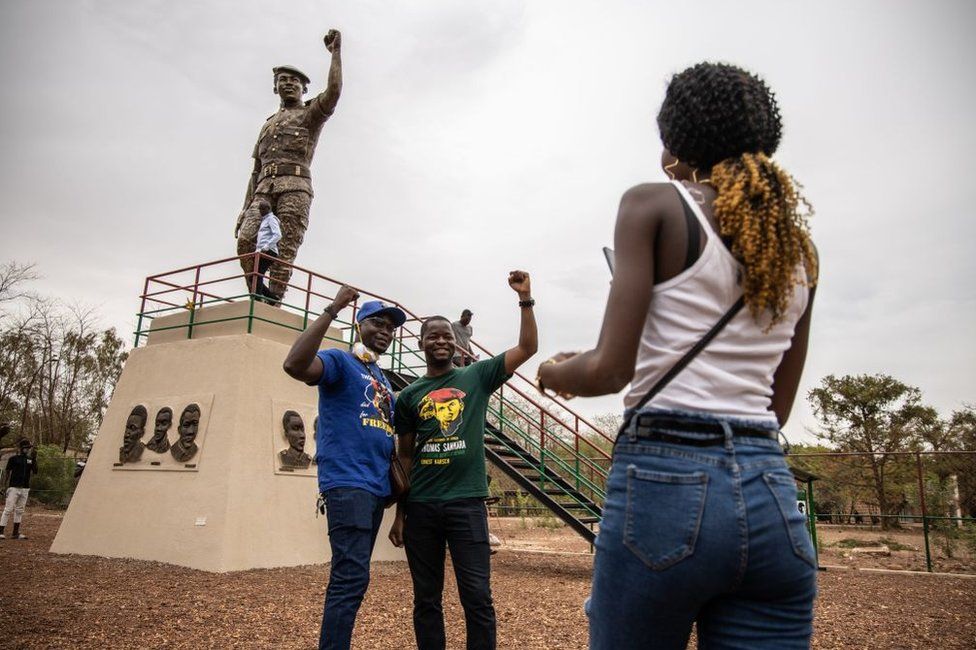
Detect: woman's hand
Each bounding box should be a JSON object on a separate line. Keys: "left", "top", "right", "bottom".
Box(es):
{"left": 537, "top": 351, "right": 581, "bottom": 399}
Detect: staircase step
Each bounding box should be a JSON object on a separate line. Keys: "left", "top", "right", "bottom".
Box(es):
{"left": 578, "top": 517, "right": 601, "bottom": 524}
{"left": 507, "top": 460, "right": 541, "bottom": 470}
{"left": 544, "top": 488, "right": 583, "bottom": 496}
{"left": 491, "top": 448, "right": 522, "bottom": 458}
{"left": 549, "top": 499, "right": 599, "bottom": 509}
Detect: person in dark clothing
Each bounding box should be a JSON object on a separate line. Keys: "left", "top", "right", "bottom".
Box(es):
{"left": 1, "top": 438, "right": 38, "bottom": 540}
{"left": 388, "top": 271, "right": 537, "bottom": 650}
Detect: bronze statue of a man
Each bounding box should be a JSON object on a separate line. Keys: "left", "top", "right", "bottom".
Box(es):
{"left": 235, "top": 29, "right": 343, "bottom": 302}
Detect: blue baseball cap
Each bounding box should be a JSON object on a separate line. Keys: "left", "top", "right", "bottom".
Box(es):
{"left": 356, "top": 300, "right": 407, "bottom": 328}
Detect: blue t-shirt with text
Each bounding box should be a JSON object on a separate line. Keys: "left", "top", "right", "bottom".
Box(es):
{"left": 314, "top": 349, "right": 395, "bottom": 497}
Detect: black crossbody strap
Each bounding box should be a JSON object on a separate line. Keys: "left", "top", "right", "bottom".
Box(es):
{"left": 621, "top": 296, "right": 745, "bottom": 433}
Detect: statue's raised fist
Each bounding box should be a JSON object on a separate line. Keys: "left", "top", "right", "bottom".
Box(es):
{"left": 324, "top": 30, "right": 341, "bottom": 53}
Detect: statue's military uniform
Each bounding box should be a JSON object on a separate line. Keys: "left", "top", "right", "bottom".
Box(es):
{"left": 236, "top": 76, "right": 335, "bottom": 299}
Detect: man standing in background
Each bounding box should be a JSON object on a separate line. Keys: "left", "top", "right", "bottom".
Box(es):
{"left": 1, "top": 438, "right": 38, "bottom": 540}
{"left": 451, "top": 309, "right": 475, "bottom": 366}
{"left": 251, "top": 200, "right": 282, "bottom": 304}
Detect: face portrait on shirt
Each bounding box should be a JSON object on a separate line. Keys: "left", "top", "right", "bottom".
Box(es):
{"left": 419, "top": 388, "right": 467, "bottom": 437}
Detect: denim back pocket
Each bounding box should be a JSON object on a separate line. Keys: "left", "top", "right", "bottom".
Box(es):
{"left": 762, "top": 471, "right": 817, "bottom": 569}
{"left": 623, "top": 465, "right": 708, "bottom": 570}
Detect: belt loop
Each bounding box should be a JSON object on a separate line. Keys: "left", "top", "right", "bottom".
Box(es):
{"left": 779, "top": 430, "right": 791, "bottom": 455}
{"left": 625, "top": 412, "right": 638, "bottom": 443}
{"left": 720, "top": 421, "right": 734, "bottom": 452}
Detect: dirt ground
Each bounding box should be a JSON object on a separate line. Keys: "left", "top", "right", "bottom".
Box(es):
{"left": 1, "top": 512, "right": 974, "bottom": 649}
{"left": 814, "top": 524, "right": 976, "bottom": 574}
{"left": 491, "top": 517, "right": 976, "bottom": 574}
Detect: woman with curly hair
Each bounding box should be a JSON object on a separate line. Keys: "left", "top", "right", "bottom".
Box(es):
{"left": 537, "top": 62, "right": 818, "bottom": 649}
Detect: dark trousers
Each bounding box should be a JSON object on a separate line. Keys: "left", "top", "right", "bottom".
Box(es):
{"left": 320, "top": 487, "right": 385, "bottom": 650}
{"left": 404, "top": 498, "right": 496, "bottom": 650}
{"left": 254, "top": 249, "right": 279, "bottom": 300}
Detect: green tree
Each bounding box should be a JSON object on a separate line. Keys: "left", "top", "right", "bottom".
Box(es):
{"left": 808, "top": 374, "right": 930, "bottom": 529}
{"left": 788, "top": 443, "right": 873, "bottom": 523}
{"left": 945, "top": 406, "right": 976, "bottom": 518}
{"left": 29, "top": 444, "right": 77, "bottom": 507}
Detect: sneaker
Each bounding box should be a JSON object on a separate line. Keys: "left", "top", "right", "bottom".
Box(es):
{"left": 14, "top": 534, "right": 27, "bottom": 540}
{"left": 0, "top": 533, "right": 5, "bottom": 539}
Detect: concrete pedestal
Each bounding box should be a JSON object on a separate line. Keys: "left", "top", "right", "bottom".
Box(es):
{"left": 51, "top": 301, "right": 404, "bottom": 572}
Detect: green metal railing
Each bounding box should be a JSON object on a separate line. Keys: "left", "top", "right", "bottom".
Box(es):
{"left": 487, "top": 401, "right": 605, "bottom": 518}
{"left": 133, "top": 254, "right": 616, "bottom": 515}
{"left": 789, "top": 450, "right": 976, "bottom": 574}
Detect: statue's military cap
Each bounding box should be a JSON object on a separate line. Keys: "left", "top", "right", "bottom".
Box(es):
{"left": 272, "top": 65, "right": 311, "bottom": 86}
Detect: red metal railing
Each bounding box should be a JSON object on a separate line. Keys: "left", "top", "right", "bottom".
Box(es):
{"left": 135, "top": 254, "right": 616, "bottom": 473}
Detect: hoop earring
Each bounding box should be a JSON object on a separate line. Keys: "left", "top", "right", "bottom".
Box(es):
{"left": 664, "top": 158, "right": 681, "bottom": 181}
{"left": 691, "top": 168, "right": 712, "bottom": 185}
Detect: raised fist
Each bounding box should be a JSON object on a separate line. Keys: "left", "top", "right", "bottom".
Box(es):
{"left": 324, "top": 30, "right": 341, "bottom": 53}
{"left": 508, "top": 270, "right": 531, "bottom": 297}
{"left": 332, "top": 285, "right": 359, "bottom": 310}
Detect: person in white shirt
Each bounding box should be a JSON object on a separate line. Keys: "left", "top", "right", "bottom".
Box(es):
{"left": 253, "top": 200, "right": 282, "bottom": 304}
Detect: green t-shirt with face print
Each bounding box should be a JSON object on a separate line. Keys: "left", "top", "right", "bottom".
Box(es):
{"left": 395, "top": 353, "right": 510, "bottom": 502}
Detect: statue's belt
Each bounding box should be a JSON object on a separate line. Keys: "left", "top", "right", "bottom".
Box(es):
{"left": 259, "top": 163, "right": 311, "bottom": 181}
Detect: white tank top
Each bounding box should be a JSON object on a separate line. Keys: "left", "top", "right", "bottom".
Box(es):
{"left": 623, "top": 181, "right": 809, "bottom": 424}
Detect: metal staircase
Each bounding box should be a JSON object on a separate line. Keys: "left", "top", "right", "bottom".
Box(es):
{"left": 483, "top": 422, "right": 602, "bottom": 543}
{"left": 385, "top": 364, "right": 610, "bottom": 543}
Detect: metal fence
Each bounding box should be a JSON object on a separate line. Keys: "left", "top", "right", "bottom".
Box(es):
{"left": 788, "top": 450, "right": 976, "bottom": 574}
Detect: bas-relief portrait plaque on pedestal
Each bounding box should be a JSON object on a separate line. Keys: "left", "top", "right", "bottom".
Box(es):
{"left": 146, "top": 407, "right": 172, "bottom": 453}
{"left": 119, "top": 405, "right": 148, "bottom": 464}
{"left": 273, "top": 402, "right": 316, "bottom": 476}
{"left": 112, "top": 395, "right": 213, "bottom": 472}
{"left": 170, "top": 403, "right": 201, "bottom": 463}
{"left": 279, "top": 410, "right": 312, "bottom": 470}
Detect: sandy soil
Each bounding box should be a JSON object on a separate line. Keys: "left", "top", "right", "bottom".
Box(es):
{"left": 0, "top": 512, "right": 973, "bottom": 649}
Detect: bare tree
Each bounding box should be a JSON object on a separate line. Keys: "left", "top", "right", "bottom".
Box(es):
{"left": 0, "top": 263, "right": 127, "bottom": 452}
{"left": 0, "top": 261, "right": 38, "bottom": 308}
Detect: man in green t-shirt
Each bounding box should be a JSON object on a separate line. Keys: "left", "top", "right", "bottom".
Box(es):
{"left": 389, "top": 270, "right": 537, "bottom": 650}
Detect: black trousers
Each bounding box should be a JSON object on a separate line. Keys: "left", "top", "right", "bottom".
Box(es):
{"left": 404, "top": 498, "right": 496, "bottom": 650}
{"left": 254, "top": 249, "right": 279, "bottom": 299}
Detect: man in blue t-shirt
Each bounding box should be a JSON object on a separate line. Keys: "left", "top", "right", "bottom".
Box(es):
{"left": 283, "top": 286, "right": 406, "bottom": 650}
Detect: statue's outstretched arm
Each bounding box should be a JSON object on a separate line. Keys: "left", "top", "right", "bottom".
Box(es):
{"left": 310, "top": 29, "right": 342, "bottom": 124}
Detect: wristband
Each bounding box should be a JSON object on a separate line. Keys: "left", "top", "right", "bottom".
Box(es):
{"left": 323, "top": 305, "right": 339, "bottom": 319}
{"left": 519, "top": 298, "right": 535, "bottom": 308}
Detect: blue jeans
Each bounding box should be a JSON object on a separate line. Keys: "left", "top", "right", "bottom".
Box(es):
{"left": 319, "top": 487, "right": 385, "bottom": 650}
{"left": 588, "top": 409, "right": 817, "bottom": 649}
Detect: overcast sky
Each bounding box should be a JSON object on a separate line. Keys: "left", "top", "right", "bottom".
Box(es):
{"left": 1, "top": 0, "right": 974, "bottom": 442}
